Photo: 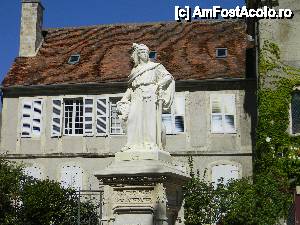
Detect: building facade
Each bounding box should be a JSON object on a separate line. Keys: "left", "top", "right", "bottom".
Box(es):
{"left": 1, "top": 0, "right": 255, "bottom": 193}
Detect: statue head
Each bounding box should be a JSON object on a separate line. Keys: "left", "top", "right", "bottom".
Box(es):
{"left": 131, "top": 43, "right": 149, "bottom": 67}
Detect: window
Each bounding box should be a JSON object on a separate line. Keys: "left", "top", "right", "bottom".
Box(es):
{"left": 63, "top": 99, "right": 84, "bottom": 135}
{"left": 149, "top": 51, "right": 157, "bottom": 61}
{"left": 162, "top": 94, "right": 185, "bottom": 134}
{"left": 216, "top": 48, "right": 227, "bottom": 58}
{"left": 61, "top": 165, "right": 83, "bottom": 190}
{"left": 109, "top": 97, "right": 124, "bottom": 135}
{"left": 20, "top": 99, "right": 43, "bottom": 137}
{"left": 291, "top": 92, "right": 300, "bottom": 134}
{"left": 50, "top": 94, "right": 184, "bottom": 137}
{"left": 211, "top": 164, "right": 239, "bottom": 186}
{"left": 51, "top": 97, "right": 95, "bottom": 137}
{"left": 23, "top": 165, "right": 43, "bottom": 180}
{"left": 68, "top": 54, "right": 80, "bottom": 65}
{"left": 210, "top": 94, "right": 236, "bottom": 133}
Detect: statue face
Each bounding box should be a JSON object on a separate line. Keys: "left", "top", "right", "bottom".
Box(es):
{"left": 137, "top": 49, "right": 149, "bottom": 63}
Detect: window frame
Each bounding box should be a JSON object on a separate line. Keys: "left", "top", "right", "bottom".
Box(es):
{"left": 210, "top": 93, "right": 237, "bottom": 134}
{"left": 63, "top": 98, "right": 84, "bottom": 136}
{"left": 216, "top": 48, "right": 228, "bottom": 58}
{"left": 149, "top": 51, "right": 157, "bottom": 62}
{"left": 68, "top": 54, "right": 81, "bottom": 65}
{"left": 109, "top": 96, "right": 124, "bottom": 135}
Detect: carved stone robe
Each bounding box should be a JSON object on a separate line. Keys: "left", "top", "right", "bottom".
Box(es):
{"left": 117, "top": 62, "right": 174, "bottom": 151}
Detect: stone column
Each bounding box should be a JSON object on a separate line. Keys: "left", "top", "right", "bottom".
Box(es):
{"left": 95, "top": 151, "right": 190, "bottom": 225}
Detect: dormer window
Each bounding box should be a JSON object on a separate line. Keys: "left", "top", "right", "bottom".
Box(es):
{"left": 68, "top": 54, "right": 80, "bottom": 65}
{"left": 149, "top": 51, "right": 157, "bottom": 62}
{"left": 216, "top": 48, "right": 227, "bottom": 58}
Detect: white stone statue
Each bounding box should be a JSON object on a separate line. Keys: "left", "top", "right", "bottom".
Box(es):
{"left": 117, "top": 43, "right": 175, "bottom": 152}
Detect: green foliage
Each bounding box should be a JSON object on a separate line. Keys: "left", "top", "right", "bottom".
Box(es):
{"left": 0, "top": 158, "right": 24, "bottom": 225}
{"left": 184, "top": 170, "right": 292, "bottom": 225}
{"left": 184, "top": 40, "right": 300, "bottom": 225}
{"left": 223, "top": 171, "right": 291, "bottom": 225}
{"left": 0, "top": 159, "right": 98, "bottom": 225}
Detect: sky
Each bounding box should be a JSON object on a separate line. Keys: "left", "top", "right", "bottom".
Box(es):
{"left": 0, "top": 0, "right": 245, "bottom": 83}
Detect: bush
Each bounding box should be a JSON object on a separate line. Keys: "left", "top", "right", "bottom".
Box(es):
{"left": 0, "top": 159, "right": 98, "bottom": 225}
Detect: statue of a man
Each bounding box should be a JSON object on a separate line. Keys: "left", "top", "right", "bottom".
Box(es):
{"left": 117, "top": 43, "right": 175, "bottom": 152}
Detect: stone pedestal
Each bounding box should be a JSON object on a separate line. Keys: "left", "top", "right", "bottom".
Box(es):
{"left": 95, "top": 150, "right": 190, "bottom": 225}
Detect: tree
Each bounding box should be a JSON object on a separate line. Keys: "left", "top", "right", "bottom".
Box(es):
{"left": 0, "top": 159, "right": 99, "bottom": 225}
{"left": 0, "top": 158, "right": 23, "bottom": 225}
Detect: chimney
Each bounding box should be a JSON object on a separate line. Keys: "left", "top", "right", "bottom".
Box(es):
{"left": 19, "top": 0, "right": 44, "bottom": 57}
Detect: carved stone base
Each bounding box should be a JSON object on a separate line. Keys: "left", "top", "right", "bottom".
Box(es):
{"left": 95, "top": 151, "right": 190, "bottom": 225}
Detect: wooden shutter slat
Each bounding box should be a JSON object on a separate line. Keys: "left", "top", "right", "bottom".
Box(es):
{"left": 96, "top": 97, "right": 108, "bottom": 136}
{"left": 32, "top": 100, "right": 42, "bottom": 136}
{"left": 51, "top": 98, "right": 62, "bottom": 137}
{"left": 21, "top": 100, "right": 32, "bottom": 137}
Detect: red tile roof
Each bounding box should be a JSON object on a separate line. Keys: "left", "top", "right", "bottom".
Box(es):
{"left": 3, "top": 20, "right": 249, "bottom": 87}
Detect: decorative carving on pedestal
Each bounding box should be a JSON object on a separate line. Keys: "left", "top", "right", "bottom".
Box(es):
{"left": 113, "top": 189, "right": 153, "bottom": 205}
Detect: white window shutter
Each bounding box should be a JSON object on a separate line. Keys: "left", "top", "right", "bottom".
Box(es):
{"left": 223, "top": 94, "right": 236, "bottom": 133}
{"left": 211, "top": 95, "right": 222, "bottom": 114}
{"left": 84, "top": 97, "right": 94, "bottom": 136}
{"left": 211, "top": 95, "right": 223, "bottom": 133}
{"left": 24, "top": 165, "right": 43, "bottom": 180}
{"left": 212, "top": 164, "right": 239, "bottom": 186}
{"left": 21, "top": 99, "right": 33, "bottom": 137}
{"left": 61, "top": 165, "right": 83, "bottom": 191}
{"left": 51, "top": 98, "right": 63, "bottom": 137}
{"left": 96, "top": 97, "right": 109, "bottom": 136}
{"left": 174, "top": 95, "right": 185, "bottom": 133}
{"left": 32, "top": 100, "right": 43, "bottom": 136}
{"left": 162, "top": 114, "right": 173, "bottom": 134}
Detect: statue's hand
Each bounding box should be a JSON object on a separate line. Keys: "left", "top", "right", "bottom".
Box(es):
{"left": 116, "top": 101, "right": 130, "bottom": 118}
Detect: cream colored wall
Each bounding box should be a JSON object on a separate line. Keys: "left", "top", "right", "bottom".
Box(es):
{"left": 1, "top": 89, "right": 254, "bottom": 187}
